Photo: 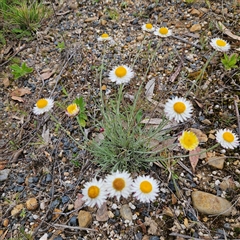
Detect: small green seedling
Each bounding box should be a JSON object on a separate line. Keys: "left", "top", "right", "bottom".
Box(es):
{"left": 74, "top": 97, "right": 88, "bottom": 128}
{"left": 57, "top": 41, "right": 65, "bottom": 52}
{"left": 221, "top": 53, "right": 239, "bottom": 70}
{"left": 10, "top": 62, "right": 33, "bottom": 80}
{"left": 20, "top": 208, "right": 26, "bottom": 218}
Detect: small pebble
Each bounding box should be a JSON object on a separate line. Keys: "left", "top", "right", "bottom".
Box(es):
{"left": 26, "top": 198, "right": 38, "bottom": 211}
{"left": 120, "top": 204, "right": 133, "bottom": 221}
{"left": 61, "top": 195, "right": 70, "bottom": 204}
{"left": 149, "top": 236, "right": 160, "bottom": 240}
{"left": 69, "top": 216, "right": 78, "bottom": 226}
{"left": 78, "top": 210, "right": 92, "bottom": 228}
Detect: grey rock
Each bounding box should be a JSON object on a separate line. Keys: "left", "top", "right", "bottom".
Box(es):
{"left": 69, "top": 216, "right": 78, "bottom": 226}
{"left": 61, "top": 195, "right": 70, "bottom": 204}
{"left": 0, "top": 169, "right": 10, "bottom": 181}
{"left": 120, "top": 204, "right": 132, "bottom": 221}
{"left": 150, "top": 237, "right": 160, "bottom": 240}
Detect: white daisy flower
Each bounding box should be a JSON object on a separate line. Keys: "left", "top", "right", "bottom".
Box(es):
{"left": 66, "top": 103, "right": 79, "bottom": 117}
{"left": 216, "top": 129, "right": 239, "bottom": 149}
{"left": 109, "top": 65, "right": 134, "bottom": 84}
{"left": 131, "top": 175, "right": 159, "bottom": 203}
{"left": 82, "top": 178, "right": 107, "bottom": 208}
{"left": 154, "top": 27, "right": 172, "bottom": 37}
{"left": 210, "top": 38, "right": 230, "bottom": 52}
{"left": 97, "top": 33, "right": 112, "bottom": 42}
{"left": 33, "top": 98, "right": 54, "bottom": 115}
{"left": 104, "top": 170, "right": 133, "bottom": 201}
{"left": 142, "top": 23, "right": 155, "bottom": 32}
{"left": 164, "top": 97, "right": 193, "bottom": 123}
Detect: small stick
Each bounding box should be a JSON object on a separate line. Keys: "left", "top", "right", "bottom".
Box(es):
{"left": 234, "top": 95, "right": 240, "bottom": 136}
{"left": 172, "top": 35, "right": 202, "bottom": 50}
{"left": 169, "top": 232, "right": 204, "bottom": 240}
{"left": 53, "top": 223, "right": 98, "bottom": 232}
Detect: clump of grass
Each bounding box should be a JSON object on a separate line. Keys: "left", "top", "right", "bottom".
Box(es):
{"left": 0, "top": 0, "right": 50, "bottom": 37}
{"left": 89, "top": 92, "right": 171, "bottom": 172}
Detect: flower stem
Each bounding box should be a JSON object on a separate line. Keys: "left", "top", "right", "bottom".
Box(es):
{"left": 49, "top": 113, "right": 85, "bottom": 150}
{"left": 185, "top": 50, "right": 217, "bottom": 97}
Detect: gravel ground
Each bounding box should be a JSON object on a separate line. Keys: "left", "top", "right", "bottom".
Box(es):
{"left": 0, "top": 0, "right": 240, "bottom": 239}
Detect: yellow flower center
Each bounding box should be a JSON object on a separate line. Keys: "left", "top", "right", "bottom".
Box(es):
{"left": 140, "top": 181, "right": 152, "bottom": 194}
{"left": 216, "top": 39, "right": 226, "bottom": 47}
{"left": 159, "top": 27, "right": 168, "bottom": 35}
{"left": 180, "top": 131, "right": 199, "bottom": 151}
{"left": 113, "top": 178, "right": 125, "bottom": 191}
{"left": 36, "top": 99, "right": 48, "bottom": 109}
{"left": 146, "top": 23, "right": 153, "bottom": 29}
{"left": 88, "top": 186, "right": 100, "bottom": 199}
{"left": 101, "top": 33, "right": 109, "bottom": 38}
{"left": 67, "top": 103, "right": 78, "bottom": 114}
{"left": 115, "top": 66, "right": 127, "bottom": 78}
{"left": 173, "top": 102, "right": 186, "bottom": 114}
{"left": 223, "top": 132, "right": 234, "bottom": 143}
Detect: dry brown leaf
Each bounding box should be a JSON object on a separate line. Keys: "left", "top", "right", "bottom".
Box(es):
{"left": 188, "top": 70, "right": 208, "bottom": 80}
{"left": 11, "top": 96, "right": 24, "bottom": 102}
{"left": 11, "top": 88, "right": 31, "bottom": 97}
{"left": 3, "top": 77, "right": 10, "bottom": 87}
{"left": 74, "top": 193, "right": 84, "bottom": 209}
{"left": 145, "top": 78, "right": 155, "bottom": 99}
{"left": 96, "top": 202, "right": 109, "bottom": 221}
{"left": 0, "top": 160, "right": 8, "bottom": 170}
{"left": 194, "top": 99, "right": 203, "bottom": 108}
{"left": 189, "top": 147, "right": 200, "bottom": 173}
{"left": 189, "top": 128, "right": 208, "bottom": 142}
{"left": 11, "top": 88, "right": 31, "bottom": 102}
{"left": 40, "top": 70, "right": 55, "bottom": 80}
{"left": 216, "top": 21, "right": 240, "bottom": 41}
{"left": 162, "top": 206, "right": 174, "bottom": 217}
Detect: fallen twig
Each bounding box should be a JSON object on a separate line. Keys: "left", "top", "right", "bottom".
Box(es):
{"left": 0, "top": 44, "right": 29, "bottom": 67}
{"left": 234, "top": 95, "right": 240, "bottom": 137}
{"left": 10, "top": 148, "right": 24, "bottom": 163}
{"left": 169, "top": 48, "right": 184, "bottom": 82}
{"left": 53, "top": 223, "right": 98, "bottom": 232}
{"left": 169, "top": 232, "right": 207, "bottom": 240}
{"left": 172, "top": 35, "right": 202, "bottom": 50}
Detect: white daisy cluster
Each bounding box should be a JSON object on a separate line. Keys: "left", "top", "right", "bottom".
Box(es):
{"left": 163, "top": 96, "right": 239, "bottom": 150}
{"left": 81, "top": 170, "right": 159, "bottom": 208}
{"left": 141, "top": 23, "right": 173, "bottom": 37}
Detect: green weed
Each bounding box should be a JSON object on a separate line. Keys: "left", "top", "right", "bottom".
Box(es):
{"left": 57, "top": 41, "right": 65, "bottom": 52}
{"left": 221, "top": 53, "right": 239, "bottom": 70}
{"left": 10, "top": 62, "right": 33, "bottom": 80}
{"left": 105, "top": 8, "right": 119, "bottom": 20}
{"left": 74, "top": 97, "right": 88, "bottom": 128}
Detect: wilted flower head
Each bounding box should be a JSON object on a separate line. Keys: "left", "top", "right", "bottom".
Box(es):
{"left": 66, "top": 103, "right": 79, "bottom": 117}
